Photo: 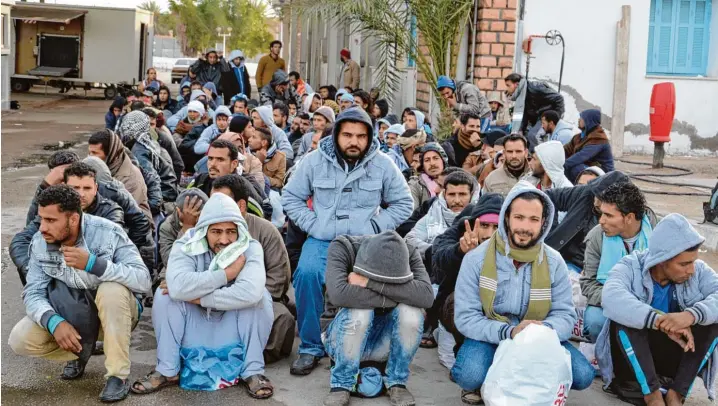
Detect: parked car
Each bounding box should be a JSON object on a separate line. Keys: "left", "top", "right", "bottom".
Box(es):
{"left": 171, "top": 58, "right": 196, "bottom": 84}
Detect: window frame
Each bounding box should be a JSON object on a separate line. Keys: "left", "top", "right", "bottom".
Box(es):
{"left": 646, "top": 0, "right": 713, "bottom": 76}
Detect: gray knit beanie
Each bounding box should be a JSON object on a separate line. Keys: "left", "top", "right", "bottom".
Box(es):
{"left": 176, "top": 188, "right": 209, "bottom": 212}
{"left": 353, "top": 231, "right": 413, "bottom": 284}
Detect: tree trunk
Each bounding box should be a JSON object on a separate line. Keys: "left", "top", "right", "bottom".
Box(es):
{"left": 652, "top": 142, "right": 665, "bottom": 169}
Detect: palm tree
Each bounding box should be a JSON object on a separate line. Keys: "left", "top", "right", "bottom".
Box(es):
{"left": 286, "top": 0, "right": 473, "bottom": 138}
{"left": 139, "top": 0, "right": 162, "bottom": 15}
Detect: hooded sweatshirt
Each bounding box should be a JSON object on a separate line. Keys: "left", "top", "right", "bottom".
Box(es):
{"left": 259, "top": 70, "right": 302, "bottom": 109}
{"left": 597, "top": 214, "right": 718, "bottom": 399}
{"left": 189, "top": 49, "right": 222, "bottom": 92}
{"left": 564, "top": 109, "right": 614, "bottom": 181}
{"left": 454, "top": 182, "right": 576, "bottom": 344}
{"left": 165, "top": 193, "right": 267, "bottom": 311}
{"left": 282, "top": 107, "right": 413, "bottom": 241}
{"left": 548, "top": 119, "right": 574, "bottom": 145}
{"left": 167, "top": 90, "right": 216, "bottom": 132}
{"left": 532, "top": 141, "right": 573, "bottom": 190}
{"left": 105, "top": 97, "right": 126, "bottom": 129}
{"left": 194, "top": 105, "right": 232, "bottom": 155}
{"left": 254, "top": 105, "right": 294, "bottom": 159}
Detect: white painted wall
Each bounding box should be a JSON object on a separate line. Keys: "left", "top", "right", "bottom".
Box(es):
{"left": 521, "top": 0, "right": 718, "bottom": 155}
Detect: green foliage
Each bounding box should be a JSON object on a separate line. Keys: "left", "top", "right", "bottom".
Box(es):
{"left": 287, "top": 0, "right": 472, "bottom": 139}
{"left": 168, "top": 0, "right": 275, "bottom": 58}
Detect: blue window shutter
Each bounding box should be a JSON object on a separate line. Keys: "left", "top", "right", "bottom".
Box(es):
{"left": 647, "top": 0, "right": 712, "bottom": 75}
{"left": 683, "top": 0, "right": 711, "bottom": 74}
{"left": 648, "top": 0, "right": 676, "bottom": 74}
{"left": 647, "top": 0, "right": 657, "bottom": 72}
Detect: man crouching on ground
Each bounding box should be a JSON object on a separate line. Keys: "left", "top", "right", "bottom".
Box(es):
{"left": 450, "top": 181, "right": 594, "bottom": 404}
{"left": 131, "top": 193, "right": 275, "bottom": 399}
{"left": 598, "top": 214, "right": 718, "bottom": 406}
{"left": 322, "top": 231, "right": 434, "bottom": 406}
{"left": 9, "top": 185, "right": 151, "bottom": 402}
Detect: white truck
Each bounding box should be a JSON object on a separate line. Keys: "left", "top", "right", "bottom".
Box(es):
{"left": 10, "top": 2, "right": 154, "bottom": 99}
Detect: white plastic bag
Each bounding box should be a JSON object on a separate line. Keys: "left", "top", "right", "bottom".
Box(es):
{"left": 579, "top": 342, "right": 599, "bottom": 372}
{"left": 481, "top": 324, "right": 573, "bottom": 406}
{"left": 433, "top": 323, "right": 456, "bottom": 370}
{"left": 568, "top": 271, "right": 587, "bottom": 341}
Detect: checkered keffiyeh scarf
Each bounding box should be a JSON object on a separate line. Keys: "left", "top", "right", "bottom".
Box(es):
{"left": 119, "top": 111, "right": 162, "bottom": 157}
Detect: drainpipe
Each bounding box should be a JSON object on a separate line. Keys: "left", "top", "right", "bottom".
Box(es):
{"left": 469, "top": 0, "right": 479, "bottom": 80}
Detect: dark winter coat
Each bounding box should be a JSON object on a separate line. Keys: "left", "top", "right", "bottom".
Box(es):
{"left": 259, "top": 70, "right": 302, "bottom": 108}
{"left": 128, "top": 140, "right": 178, "bottom": 202}
{"left": 544, "top": 171, "right": 629, "bottom": 269}
{"left": 220, "top": 59, "right": 252, "bottom": 102}
{"left": 127, "top": 148, "right": 163, "bottom": 215}
{"left": 521, "top": 80, "right": 565, "bottom": 133}
{"left": 190, "top": 50, "right": 223, "bottom": 95}
{"left": 563, "top": 109, "right": 615, "bottom": 182}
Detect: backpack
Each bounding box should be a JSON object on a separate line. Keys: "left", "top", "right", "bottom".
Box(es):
{"left": 703, "top": 179, "right": 718, "bottom": 224}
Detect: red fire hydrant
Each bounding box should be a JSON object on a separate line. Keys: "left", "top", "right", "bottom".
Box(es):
{"left": 649, "top": 82, "right": 675, "bottom": 168}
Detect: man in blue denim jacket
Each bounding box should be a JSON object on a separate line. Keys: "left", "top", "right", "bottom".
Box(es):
{"left": 282, "top": 106, "right": 413, "bottom": 376}
{"left": 8, "top": 185, "right": 151, "bottom": 402}
{"left": 451, "top": 181, "right": 594, "bottom": 404}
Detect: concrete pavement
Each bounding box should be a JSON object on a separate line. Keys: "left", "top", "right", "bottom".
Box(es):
{"left": 1, "top": 95, "right": 716, "bottom": 405}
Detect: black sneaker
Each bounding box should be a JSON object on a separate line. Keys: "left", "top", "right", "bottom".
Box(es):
{"left": 290, "top": 354, "right": 321, "bottom": 376}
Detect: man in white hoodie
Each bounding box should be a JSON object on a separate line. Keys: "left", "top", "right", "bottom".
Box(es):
{"left": 527, "top": 141, "right": 573, "bottom": 192}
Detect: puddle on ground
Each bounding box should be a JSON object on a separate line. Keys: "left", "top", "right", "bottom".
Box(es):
{"left": 41, "top": 141, "right": 76, "bottom": 151}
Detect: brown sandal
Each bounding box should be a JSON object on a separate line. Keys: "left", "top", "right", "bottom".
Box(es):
{"left": 130, "top": 371, "right": 179, "bottom": 395}
{"left": 244, "top": 374, "right": 274, "bottom": 399}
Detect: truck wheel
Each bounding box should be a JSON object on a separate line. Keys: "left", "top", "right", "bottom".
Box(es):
{"left": 104, "top": 86, "right": 118, "bottom": 100}
{"left": 12, "top": 79, "right": 30, "bottom": 92}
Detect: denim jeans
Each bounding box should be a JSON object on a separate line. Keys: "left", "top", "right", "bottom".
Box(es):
{"left": 324, "top": 304, "right": 424, "bottom": 391}
{"left": 583, "top": 305, "right": 607, "bottom": 343}
{"left": 293, "top": 237, "right": 332, "bottom": 357}
{"left": 451, "top": 338, "right": 595, "bottom": 392}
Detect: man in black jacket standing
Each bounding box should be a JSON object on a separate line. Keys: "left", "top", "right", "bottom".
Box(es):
{"left": 220, "top": 50, "right": 252, "bottom": 102}
{"left": 504, "top": 73, "right": 565, "bottom": 138}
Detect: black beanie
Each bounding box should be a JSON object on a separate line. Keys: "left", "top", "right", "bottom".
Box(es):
{"left": 229, "top": 114, "right": 250, "bottom": 133}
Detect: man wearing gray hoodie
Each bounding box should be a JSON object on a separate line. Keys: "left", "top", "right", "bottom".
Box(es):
{"left": 251, "top": 105, "right": 294, "bottom": 161}
{"left": 451, "top": 181, "right": 594, "bottom": 404}
{"left": 598, "top": 214, "right": 718, "bottom": 406}
{"left": 282, "top": 107, "right": 413, "bottom": 376}
{"left": 321, "top": 231, "right": 434, "bottom": 406}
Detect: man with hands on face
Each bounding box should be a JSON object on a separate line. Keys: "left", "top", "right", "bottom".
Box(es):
{"left": 133, "top": 192, "right": 275, "bottom": 398}
{"left": 598, "top": 214, "right": 718, "bottom": 406}
{"left": 322, "top": 231, "right": 434, "bottom": 406}
{"left": 9, "top": 185, "right": 151, "bottom": 403}
{"left": 437, "top": 76, "right": 491, "bottom": 132}
{"left": 450, "top": 182, "right": 594, "bottom": 405}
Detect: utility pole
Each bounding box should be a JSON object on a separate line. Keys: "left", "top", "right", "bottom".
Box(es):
{"left": 216, "top": 27, "right": 232, "bottom": 54}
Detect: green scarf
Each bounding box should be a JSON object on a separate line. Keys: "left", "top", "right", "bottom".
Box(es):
{"left": 479, "top": 232, "right": 551, "bottom": 323}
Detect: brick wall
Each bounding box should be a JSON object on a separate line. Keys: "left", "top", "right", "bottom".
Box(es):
{"left": 470, "top": 0, "right": 518, "bottom": 94}
{"left": 414, "top": 0, "right": 519, "bottom": 111}
{"left": 415, "top": 33, "right": 432, "bottom": 113}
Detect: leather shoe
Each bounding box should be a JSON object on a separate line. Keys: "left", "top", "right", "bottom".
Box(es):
{"left": 99, "top": 376, "right": 130, "bottom": 403}
{"left": 61, "top": 360, "right": 87, "bottom": 380}
{"left": 290, "top": 354, "right": 321, "bottom": 376}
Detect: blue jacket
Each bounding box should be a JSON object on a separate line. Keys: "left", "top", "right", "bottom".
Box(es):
{"left": 282, "top": 107, "right": 413, "bottom": 241}
{"left": 105, "top": 111, "right": 117, "bottom": 130}
{"left": 23, "top": 213, "right": 151, "bottom": 331}
{"left": 597, "top": 213, "right": 718, "bottom": 399}
{"left": 454, "top": 182, "right": 577, "bottom": 344}
{"left": 564, "top": 109, "right": 614, "bottom": 181}
{"left": 550, "top": 119, "right": 574, "bottom": 145}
